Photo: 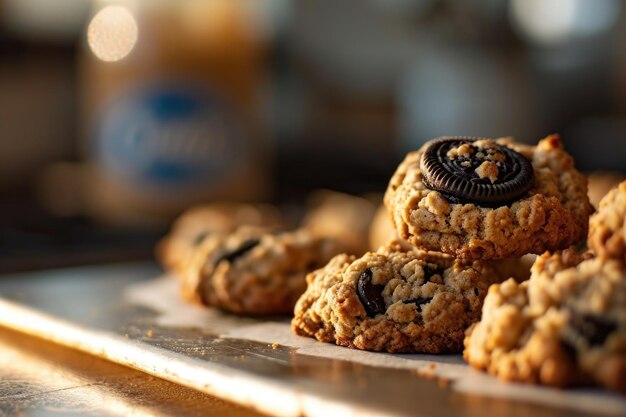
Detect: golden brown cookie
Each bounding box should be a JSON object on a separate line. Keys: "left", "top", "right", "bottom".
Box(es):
{"left": 384, "top": 134, "right": 592, "bottom": 260}
{"left": 181, "top": 226, "right": 341, "bottom": 315}
{"left": 292, "top": 241, "right": 501, "bottom": 353}
{"left": 464, "top": 250, "right": 626, "bottom": 393}
{"left": 157, "top": 203, "right": 283, "bottom": 277}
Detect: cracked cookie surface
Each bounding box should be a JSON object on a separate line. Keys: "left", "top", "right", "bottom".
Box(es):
{"left": 384, "top": 135, "right": 592, "bottom": 260}
{"left": 464, "top": 250, "right": 626, "bottom": 392}
{"left": 292, "top": 241, "right": 501, "bottom": 353}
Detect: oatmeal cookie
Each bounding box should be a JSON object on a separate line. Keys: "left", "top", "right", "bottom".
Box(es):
{"left": 181, "top": 226, "right": 341, "bottom": 315}
{"left": 291, "top": 241, "right": 501, "bottom": 353}
{"left": 157, "top": 203, "right": 283, "bottom": 276}
{"left": 589, "top": 181, "right": 626, "bottom": 263}
{"left": 464, "top": 250, "right": 626, "bottom": 392}
{"left": 384, "top": 135, "right": 592, "bottom": 260}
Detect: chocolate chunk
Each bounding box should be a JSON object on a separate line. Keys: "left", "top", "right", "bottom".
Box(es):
{"left": 404, "top": 297, "right": 433, "bottom": 312}
{"left": 214, "top": 239, "right": 260, "bottom": 266}
{"left": 356, "top": 269, "right": 386, "bottom": 317}
{"left": 560, "top": 337, "right": 579, "bottom": 360}
{"left": 422, "top": 265, "right": 443, "bottom": 282}
{"left": 420, "top": 137, "right": 534, "bottom": 207}
{"left": 569, "top": 310, "right": 617, "bottom": 347}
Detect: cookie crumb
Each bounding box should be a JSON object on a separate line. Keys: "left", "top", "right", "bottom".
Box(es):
{"left": 447, "top": 143, "right": 473, "bottom": 159}
{"left": 272, "top": 342, "right": 280, "bottom": 349}
{"left": 413, "top": 367, "right": 437, "bottom": 380}
{"left": 475, "top": 161, "right": 499, "bottom": 183}
{"left": 146, "top": 329, "right": 154, "bottom": 337}
{"left": 437, "top": 377, "right": 450, "bottom": 388}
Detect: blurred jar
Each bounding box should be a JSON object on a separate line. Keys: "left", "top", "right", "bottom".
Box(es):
{"left": 79, "top": 0, "right": 271, "bottom": 227}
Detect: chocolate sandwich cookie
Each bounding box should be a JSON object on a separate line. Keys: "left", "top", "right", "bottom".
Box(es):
{"left": 384, "top": 134, "right": 592, "bottom": 260}
{"left": 157, "top": 203, "right": 283, "bottom": 277}
{"left": 588, "top": 181, "right": 626, "bottom": 263}
{"left": 421, "top": 137, "right": 534, "bottom": 207}
{"left": 291, "top": 241, "right": 502, "bottom": 353}
{"left": 181, "top": 226, "right": 342, "bottom": 315}
{"left": 464, "top": 249, "right": 626, "bottom": 392}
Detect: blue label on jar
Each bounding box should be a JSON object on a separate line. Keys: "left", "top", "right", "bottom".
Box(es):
{"left": 94, "top": 82, "right": 246, "bottom": 187}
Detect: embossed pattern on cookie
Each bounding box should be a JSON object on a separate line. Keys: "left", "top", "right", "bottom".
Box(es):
{"left": 421, "top": 137, "right": 534, "bottom": 207}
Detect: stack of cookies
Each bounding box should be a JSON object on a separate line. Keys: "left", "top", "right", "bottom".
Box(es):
{"left": 291, "top": 135, "right": 594, "bottom": 354}
{"left": 159, "top": 134, "right": 625, "bottom": 392}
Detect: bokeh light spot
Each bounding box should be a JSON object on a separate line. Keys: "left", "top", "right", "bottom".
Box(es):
{"left": 510, "top": 0, "right": 619, "bottom": 46}
{"left": 87, "top": 5, "right": 138, "bottom": 62}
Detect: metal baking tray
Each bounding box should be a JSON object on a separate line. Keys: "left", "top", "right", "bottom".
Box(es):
{"left": 0, "top": 263, "right": 623, "bottom": 417}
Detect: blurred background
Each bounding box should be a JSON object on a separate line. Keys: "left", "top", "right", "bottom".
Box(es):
{"left": 1, "top": 0, "right": 625, "bottom": 272}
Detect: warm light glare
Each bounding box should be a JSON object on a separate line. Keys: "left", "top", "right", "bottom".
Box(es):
{"left": 510, "top": 0, "right": 619, "bottom": 45}
{"left": 87, "top": 5, "right": 138, "bottom": 62}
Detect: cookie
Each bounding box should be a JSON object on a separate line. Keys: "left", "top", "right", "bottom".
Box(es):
{"left": 302, "top": 190, "right": 377, "bottom": 256}
{"left": 157, "top": 203, "right": 283, "bottom": 276}
{"left": 291, "top": 241, "right": 501, "bottom": 353}
{"left": 588, "top": 181, "right": 626, "bottom": 263}
{"left": 181, "top": 226, "right": 342, "bottom": 315}
{"left": 464, "top": 250, "right": 626, "bottom": 392}
{"left": 384, "top": 135, "right": 592, "bottom": 260}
